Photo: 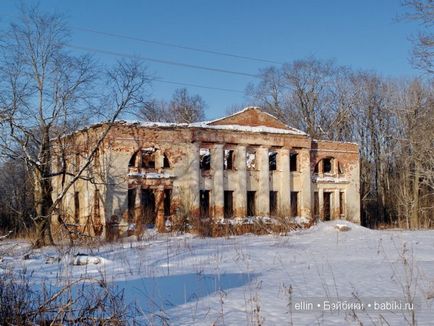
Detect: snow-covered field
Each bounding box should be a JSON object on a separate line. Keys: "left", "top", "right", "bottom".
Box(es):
{"left": 1, "top": 221, "right": 434, "bottom": 325}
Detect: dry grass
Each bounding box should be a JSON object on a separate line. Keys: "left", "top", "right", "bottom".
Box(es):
{"left": 0, "top": 268, "right": 130, "bottom": 325}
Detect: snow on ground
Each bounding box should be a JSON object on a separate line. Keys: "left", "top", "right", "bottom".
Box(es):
{"left": 1, "top": 221, "right": 434, "bottom": 325}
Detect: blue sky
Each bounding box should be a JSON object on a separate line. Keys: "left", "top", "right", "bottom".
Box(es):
{"left": 0, "top": 0, "right": 422, "bottom": 119}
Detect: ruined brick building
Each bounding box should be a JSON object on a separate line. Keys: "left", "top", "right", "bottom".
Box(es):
{"left": 52, "top": 107, "right": 360, "bottom": 237}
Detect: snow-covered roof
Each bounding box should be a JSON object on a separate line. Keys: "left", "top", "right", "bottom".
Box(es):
{"left": 204, "top": 107, "right": 306, "bottom": 135}
{"left": 114, "top": 120, "right": 306, "bottom": 136}
{"left": 189, "top": 121, "right": 306, "bottom": 135}
{"left": 61, "top": 107, "right": 308, "bottom": 139}
{"left": 120, "top": 107, "right": 307, "bottom": 136}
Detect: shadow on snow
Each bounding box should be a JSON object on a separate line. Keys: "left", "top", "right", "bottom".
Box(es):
{"left": 112, "top": 272, "right": 258, "bottom": 313}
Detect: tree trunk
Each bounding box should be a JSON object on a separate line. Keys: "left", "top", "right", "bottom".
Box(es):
{"left": 411, "top": 162, "right": 420, "bottom": 229}
{"left": 33, "top": 128, "right": 54, "bottom": 248}
{"left": 33, "top": 170, "right": 54, "bottom": 247}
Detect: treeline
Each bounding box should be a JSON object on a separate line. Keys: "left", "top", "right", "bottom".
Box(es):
{"left": 245, "top": 58, "right": 433, "bottom": 228}
{"left": 141, "top": 58, "right": 434, "bottom": 228}
{"left": 0, "top": 56, "right": 432, "bottom": 234}
{"left": 0, "top": 3, "right": 432, "bottom": 237}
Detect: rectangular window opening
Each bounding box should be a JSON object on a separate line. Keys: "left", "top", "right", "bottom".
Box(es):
{"left": 247, "top": 191, "right": 256, "bottom": 217}
{"left": 224, "top": 149, "right": 234, "bottom": 170}
{"left": 200, "top": 148, "right": 211, "bottom": 171}
{"left": 269, "top": 151, "right": 277, "bottom": 171}
{"left": 224, "top": 191, "right": 233, "bottom": 219}
{"left": 290, "top": 153, "right": 298, "bottom": 172}
{"left": 246, "top": 150, "right": 256, "bottom": 170}
{"left": 270, "top": 191, "right": 278, "bottom": 216}
{"left": 323, "top": 158, "right": 332, "bottom": 174}
{"left": 164, "top": 189, "right": 171, "bottom": 217}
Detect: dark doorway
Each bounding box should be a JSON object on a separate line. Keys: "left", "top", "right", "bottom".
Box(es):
{"left": 224, "top": 191, "right": 233, "bottom": 218}
{"left": 200, "top": 190, "right": 210, "bottom": 218}
{"left": 127, "top": 188, "right": 136, "bottom": 223}
{"left": 291, "top": 191, "right": 298, "bottom": 217}
{"left": 324, "top": 192, "right": 331, "bottom": 221}
{"left": 164, "top": 189, "right": 171, "bottom": 217}
{"left": 269, "top": 191, "right": 278, "bottom": 216}
{"left": 142, "top": 189, "right": 156, "bottom": 226}
{"left": 247, "top": 191, "right": 256, "bottom": 216}
{"left": 314, "top": 191, "right": 319, "bottom": 218}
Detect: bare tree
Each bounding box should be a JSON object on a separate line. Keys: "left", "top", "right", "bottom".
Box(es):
{"left": 324, "top": 67, "right": 355, "bottom": 141}
{"left": 348, "top": 72, "right": 397, "bottom": 227}
{"left": 168, "top": 88, "right": 206, "bottom": 123}
{"left": 0, "top": 159, "right": 34, "bottom": 234}
{"left": 245, "top": 66, "right": 290, "bottom": 123}
{"left": 391, "top": 79, "right": 434, "bottom": 228}
{"left": 0, "top": 6, "right": 151, "bottom": 247}
{"left": 247, "top": 56, "right": 433, "bottom": 229}
{"left": 246, "top": 58, "right": 342, "bottom": 139}
{"left": 282, "top": 58, "right": 337, "bottom": 138}
{"left": 225, "top": 103, "right": 249, "bottom": 116}
{"left": 137, "top": 99, "right": 170, "bottom": 122}
{"left": 402, "top": 0, "right": 433, "bottom": 74}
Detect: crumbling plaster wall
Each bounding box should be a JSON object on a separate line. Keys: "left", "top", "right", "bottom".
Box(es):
{"left": 51, "top": 122, "right": 360, "bottom": 238}
{"left": 311, "top": 140, "right": 360, "bottom": 223}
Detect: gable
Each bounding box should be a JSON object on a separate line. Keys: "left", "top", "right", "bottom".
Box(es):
{"left": 207, "top": 107, "right": 290, "bottom": 130}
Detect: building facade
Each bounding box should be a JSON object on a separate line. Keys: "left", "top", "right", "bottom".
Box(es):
{"left": 52, "top": 107, "right": 360, "bottom": 237}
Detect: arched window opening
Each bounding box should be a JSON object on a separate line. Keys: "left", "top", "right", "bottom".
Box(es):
{"left": 200, "top": 148, "right": 211, "bottom": 170}
{"left": 163, "top": 153, "right": 170, "bottom": 168}
{"left": 129, "top": 147, "right": 160, "bottom": 170}
{"left": 314, "top": 157, "right": 337, "bottom": 175}
{"left": 128, "top": 152, "right": 137, "bottom": 167}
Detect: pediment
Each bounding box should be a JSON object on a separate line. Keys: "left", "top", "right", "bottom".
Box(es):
{"left": 208, "top": 107, "right": 290, "bottom": 130}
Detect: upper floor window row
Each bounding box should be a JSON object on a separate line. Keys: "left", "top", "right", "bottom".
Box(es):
{"left": 200, "top": 147, "right": 299, "bottom": 172}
